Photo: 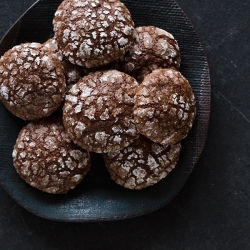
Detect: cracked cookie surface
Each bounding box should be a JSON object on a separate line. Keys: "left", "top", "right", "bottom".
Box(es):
{"left": 63, "top": 70, "right": 139, "bottom": 153}
{"left": 134, "top": 68, "right": 196, "bottom": 145}
{"left": 53, "top": 0, "right": 134, "bottom": 68}
{"left": 0, "top": 42, "right": 66, "bottom": 120}
{"left": 44, "top": 38, "right": 93, "bottom": 90}
{"left": 112, "top": 26, "right": 181, "bottom": 82}
{"left": 12, "top": 117, "right": 92, "bottom": 194}
{"left": 103, "top": 135, "right": 181, "bottom": 189}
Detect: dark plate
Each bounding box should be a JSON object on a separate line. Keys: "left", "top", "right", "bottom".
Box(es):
{"left": 0, "top": 0, "right": 210, "bottom": 222}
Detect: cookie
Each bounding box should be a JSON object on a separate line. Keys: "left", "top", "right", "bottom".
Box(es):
{"left": 44, "top": 38, "right": 92, "bottom": 88}
{"left": 12, "top": 117, "right": 92, "bottom": 194}
{"left": 134, "top": 68, "right": 196, "bottom": 145}
{"left": 63, "top": 70, "right": 139, "bottom": 153}
{"left": 53, "top": 0, "right": 134, "bottom": 68}
{"left": 112, "top": 26, "right": 181, "bottom": 82}
{"left": 103, "top": 135, "right": 181, "bottom": 190}
{"left": 0, "top": 42, "right": 66, "bottom": 120}
{"left": 43, "top": 38, "right": 64, "bottom": 62}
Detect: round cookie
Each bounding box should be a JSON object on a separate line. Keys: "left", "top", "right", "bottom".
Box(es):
{"left": 53, "top": 0, "right": 134, "bottom": 68}
{"left": 103, "top": 135, "right": 181, "bottom": 190}
{"left": 43, "top": 38, "right": 64, "bottom": 62}
{"left": 63, "top": 70, "right": 139, "bottom": 153}
{"left": 112, "top": 26, "right": 181, "bottom": 82}
{"left": 12, "top": 117, "right": 92, "bottom": 194}
{"left": 134, "top": 68, "right": 196, "bottom": 146}
{"left": 0, "top": 42, "right": 66, "bottom": 120}
{"left": 44, "top": 38, "right": 92, "bottom": 88}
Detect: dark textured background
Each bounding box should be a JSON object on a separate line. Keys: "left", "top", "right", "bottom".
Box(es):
{"left": 0, "top": 0, "right": 249, "bottom": 249}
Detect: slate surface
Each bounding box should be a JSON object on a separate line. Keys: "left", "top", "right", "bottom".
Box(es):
{"left": 0, "top": 0, "right": 249, "bottom": 249}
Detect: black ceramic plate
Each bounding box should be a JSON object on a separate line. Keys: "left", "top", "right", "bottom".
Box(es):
{"left": 0, "top": 0, "right": 210, "bottom": 221}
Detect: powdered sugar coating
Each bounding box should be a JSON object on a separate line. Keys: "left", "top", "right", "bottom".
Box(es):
{"left": 134, "top": 68, "right": 196, "bottom": 145}
{"left": 0, "top": 43, "right": 66, "bottom": 120}
{"left": 112, "top": 26, "right": 181, "bottom": 82}
{"left": 44, "top": 38, "right": 93, "bottom": 90}
{"left": 103, "top": 135, "right": 181, "bottom": 189}
{"left": 43, "top": 37, "right": 64, "bottom": 61}
{"left": 53, "top": 0, "right": 134, "bottom": 68}
{"left": 63, "top": 70, "right": 139, "bottom": 153}
{"left": 12, "top": 117, "right": 92, "bottom": 194}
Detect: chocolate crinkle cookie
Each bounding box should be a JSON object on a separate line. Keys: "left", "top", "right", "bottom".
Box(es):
{"left": 134, "top": 68, "right": 196, "bottom": 146}
{"left": 12, "top": 117, "right": 92, "bottom": 194}
{"left": 112, "top": 26, "right": 181, "bottom": 82}
{"left": 103, "top": 135, "right": 181, "bottom": 190}
{"left": 43, "top": 38, "right": 64, "bottom": 62}
{"left": 53, "top": 0, "right": 134, "bottom": 68}
{"left": 44, "top": 38, "right": 93, "bottom": 88}
{"left": 0, "top": 42, "right": 66, "bottom": 120}
{"left": 63, "top": 70, "right": 139, "bottom": 153}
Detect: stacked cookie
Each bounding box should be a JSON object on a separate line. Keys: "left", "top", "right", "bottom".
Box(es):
{"left": 0, "top": 0, "right": 196, "bottom": 193}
